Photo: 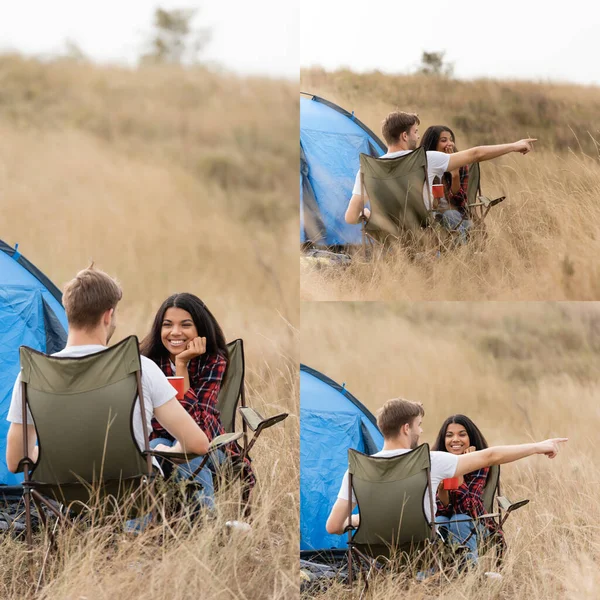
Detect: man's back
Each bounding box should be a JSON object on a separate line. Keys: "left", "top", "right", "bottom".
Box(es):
{"left": 8, "top": 343, "right": 176, "bottom": 453}
{"left": 337, "top": 447, "right": 459, "bottom": 523}
{"left": 352, "top": 149, "right": 450, "bottom": 212}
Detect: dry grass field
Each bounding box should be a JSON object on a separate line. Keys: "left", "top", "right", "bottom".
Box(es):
{"left": 300, "top": 69, "right": 600, "bottom": 301}
{"left": 300, "top": 301, "right": 600, "bottom": 599}
{"left": 0, "top": 55, "right": 298, "bottom": 599}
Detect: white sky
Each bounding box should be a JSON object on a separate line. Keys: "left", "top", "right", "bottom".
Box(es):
{"left": 301, "top": 0, "right": 600, "bottom": 86}
{"left": 0, "top": 1, "right": 297, "bottom": 78}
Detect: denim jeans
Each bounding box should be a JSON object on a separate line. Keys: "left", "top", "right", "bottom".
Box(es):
{"left": 150, "top": 437, "right": 226, "bottom": 510}
{"left": 440, "top": 209, "right": 472, "bottom": 245}
{"left": 125, "top": 439, "right": 227, "bottom": 532}
{"left": 435, "top": 514, "right": 488, "bottom": 565}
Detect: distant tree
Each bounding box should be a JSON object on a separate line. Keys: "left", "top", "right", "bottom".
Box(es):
{"left": 417, "top": 51, "right": 454, "bottom": 77}
{"left": 62, "top": 39, "right": 88, "bottom": 63}
{"left": 141, "top": 7, "right": 211, "bottom": 65}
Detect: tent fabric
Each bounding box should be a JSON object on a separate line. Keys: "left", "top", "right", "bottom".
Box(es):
{"left": 300, "top": 94, "right": 387, "bottom": 246}
{"left": 300, "top": 365, "right": 384, "bottom": 552}
{"left": 0, "top": 240, "right": 67, "bottom": 485}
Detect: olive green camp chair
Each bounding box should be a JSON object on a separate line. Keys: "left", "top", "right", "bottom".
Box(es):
{"left": 345, "top": 444, "right": 443, "bottom": 595}
{"left": 465, "top": 162, "right": 506, "bottom": 225}
{"left": 358, "top": 147, "right": 433, "bottom": 250}
{"left": 17, "top": 336, "right": 240, "bottom": 564}
{"left": 358, "top": 152, "right": 505, "bottom": 253}
{"left": 204, "top": 339, "right": 288, "bottom": 497}
{"left": 345, "top": 447, "right": 524, "bottom": 595}
{"left": 473, "top": 464, "right": 529, "bottom": 560}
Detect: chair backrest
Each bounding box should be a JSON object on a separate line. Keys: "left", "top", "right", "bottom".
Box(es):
{"left": 466, "top": 161, "right": 481, "bottom": 218}
{"left": 482, "top": 463, "right": 500, "bottom": 514}
{"left": 360, "top": 147, "right": 431, "bottom": 243}
{"left": 349, "top": 444, "right": 434, "bottom": 559}
{"left": 216, "top": 339, "right": 245, "bottom": 433}
{"left": 19, "top": 336, "right": 150, "bottom": 504}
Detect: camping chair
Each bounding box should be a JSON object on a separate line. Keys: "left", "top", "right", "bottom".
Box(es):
{"left": 17, "top": 336, "right": 240, "bottom": 577}
{"left": 358, "top": 147, "right": 433, "bottom": 254}
{"left": 470, "top": 464, "right": 529, "bottom": 561}
{"left": 465, "top": 162, "right": 506, "bottom": 226}
{"left": 345, "top": 445, "right": 447, "bottom": 596}
{"left": 194, "top": 339, "right": 288, "bottom": 500}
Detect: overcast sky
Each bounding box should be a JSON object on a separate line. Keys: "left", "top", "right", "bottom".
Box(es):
{"left": 0, "top": 1, "right": 297, "bottom": 78}
{"left": 301, "top": 0, "right": 600, "bottom": 86}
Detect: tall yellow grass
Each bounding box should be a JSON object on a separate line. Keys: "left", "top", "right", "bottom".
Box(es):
{"left": 301, "top": 301, "right": 600, "bottom": 599}
{"left": 0, "top": 56, "right": 298, "bottom": 599}
{"left": 300, "top": 69, "right": 600, "bottom": 300}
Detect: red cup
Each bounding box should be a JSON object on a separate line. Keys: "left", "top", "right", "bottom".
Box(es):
{"left": 443, "top": 477, "right": 460, "bottom": 490}
{"left": 167, "top": 376, "right": 184, "bottom": 400}
{"left": 432, "top": 184, "right": 445, "bottom": 199}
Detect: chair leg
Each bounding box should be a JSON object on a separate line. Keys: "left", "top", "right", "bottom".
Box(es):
{"left": 23, "top": 489, "right": 34, "bottom": 584}
{"left": 35, "top": 509, "right": 61, "bottom": 593}
{"left": 348, "top": 547, "right": 365, "bottom": 591}
{"left": 360, "top": 559, "right": 377, "bottom": 600}
{"left": 347, "top": 548, "right": 352, "bottom": 588}
{"left": 30, "top": 493, "right": 56, "bottom": 554}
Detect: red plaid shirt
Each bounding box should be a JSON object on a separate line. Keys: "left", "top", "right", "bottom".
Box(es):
{"left": 444, "top": 165, "right": 469, "bottom": 211}
{"left": 436, "top": 467, "right": 504, "bottom": 544}
{"left": 150, "top": 352, "right": 255, "bottom": 489}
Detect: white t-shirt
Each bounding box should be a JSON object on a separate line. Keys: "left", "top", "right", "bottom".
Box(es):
{"left": 7, "top": 344, "right": 177, "bottom": 454}
{"left": 352, "top": 150, "right": 450, "bottom": 211}
{"left": 337, "top": 448, "right": 458, "bottom": 524}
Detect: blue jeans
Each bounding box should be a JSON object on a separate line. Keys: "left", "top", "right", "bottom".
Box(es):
{"left": 150, "top": 437, "right": 226, "bottom": 510}
{"left": 436, "top": 514, "right": 488, "bottom": 565}
{"left": 125, "top": 439, "right": 226, "bottom": 532}
{"left": 441, "top": 209, "right": 472, "bottom": 245}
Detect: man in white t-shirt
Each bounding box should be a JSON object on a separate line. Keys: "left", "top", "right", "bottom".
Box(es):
{"left": 344, "top": 111, "right": 536, "bottom": 235}
{"left": 326, "top": 398, "right": 567, "bottom": 563}
{"left": 5, "top": 265, "right": 209, "bottom": 475}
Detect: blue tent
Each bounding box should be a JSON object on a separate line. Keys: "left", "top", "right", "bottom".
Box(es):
{"left": 300, "top": 364, "right": 384, "bottom": 552}
{"left": 300, "top": 93, "right": 387, "bottom": 247}
{"left": 0, "top": 240, "right": 68, "bottom": 485}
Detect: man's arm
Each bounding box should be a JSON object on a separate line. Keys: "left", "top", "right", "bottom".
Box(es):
{"left": 345, "top": 195, "right": 370, "bottom": 224}
{"left": 326, "top": 498, "right": 358, "bottom": 535}
{"left": 447, "top": 138, "right": 537, "bottom": 172}
{"left": 6, "top": 423, "right": 38, "bottom": 473}
{"left": 153, "top": 398, "right": 209, "bottom": 455}
{"left": 454, "top": 438, "right": 568, "bottom": 478}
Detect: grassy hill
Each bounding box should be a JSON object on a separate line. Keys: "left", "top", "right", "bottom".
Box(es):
{"left": 302, "top": 68, "right": 600, "bottom": 154}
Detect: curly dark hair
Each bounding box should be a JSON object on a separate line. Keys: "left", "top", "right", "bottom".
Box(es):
{"left": 432, "top": 414, "right": 489, "bottom": 452}
{"left": 420, "top": 125, "right": 458, "bottom": 153}
{"left": 139, "top": 293, "right": 228, "bottom": 365}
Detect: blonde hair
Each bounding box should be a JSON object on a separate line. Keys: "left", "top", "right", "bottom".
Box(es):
{"left": 62, "top": 264, "right": 122, "bottom": 329}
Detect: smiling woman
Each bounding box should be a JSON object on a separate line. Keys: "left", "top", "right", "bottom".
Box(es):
{"left": 139, "top": 292, "right": 255, "bottom": 500}
{"left": 430, "top": 414, "right": 501, "bottom": 564}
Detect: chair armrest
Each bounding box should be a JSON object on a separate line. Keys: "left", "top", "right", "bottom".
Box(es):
{"left": 474, "top": 512, "right": 500, "bottom": 520}
{"left": 238, "top": 406, "right": 288, "bottom": 432}
{"left": 497, "top": 496, "right": 529, "bottom": 513}
{"left": 146, "top": 433, "right": 242, "bottom": 463}
{"left": 209, "top": 432, "right": 243, "bottom": 452}
{"left": 469, "top": 195, "right": 505, "bottom": 208}
{"left": 432, "top": 514, "right": 499, "bottom": 527}
{"left": 146, "top": 450, "right": 202, "bottom": 463}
